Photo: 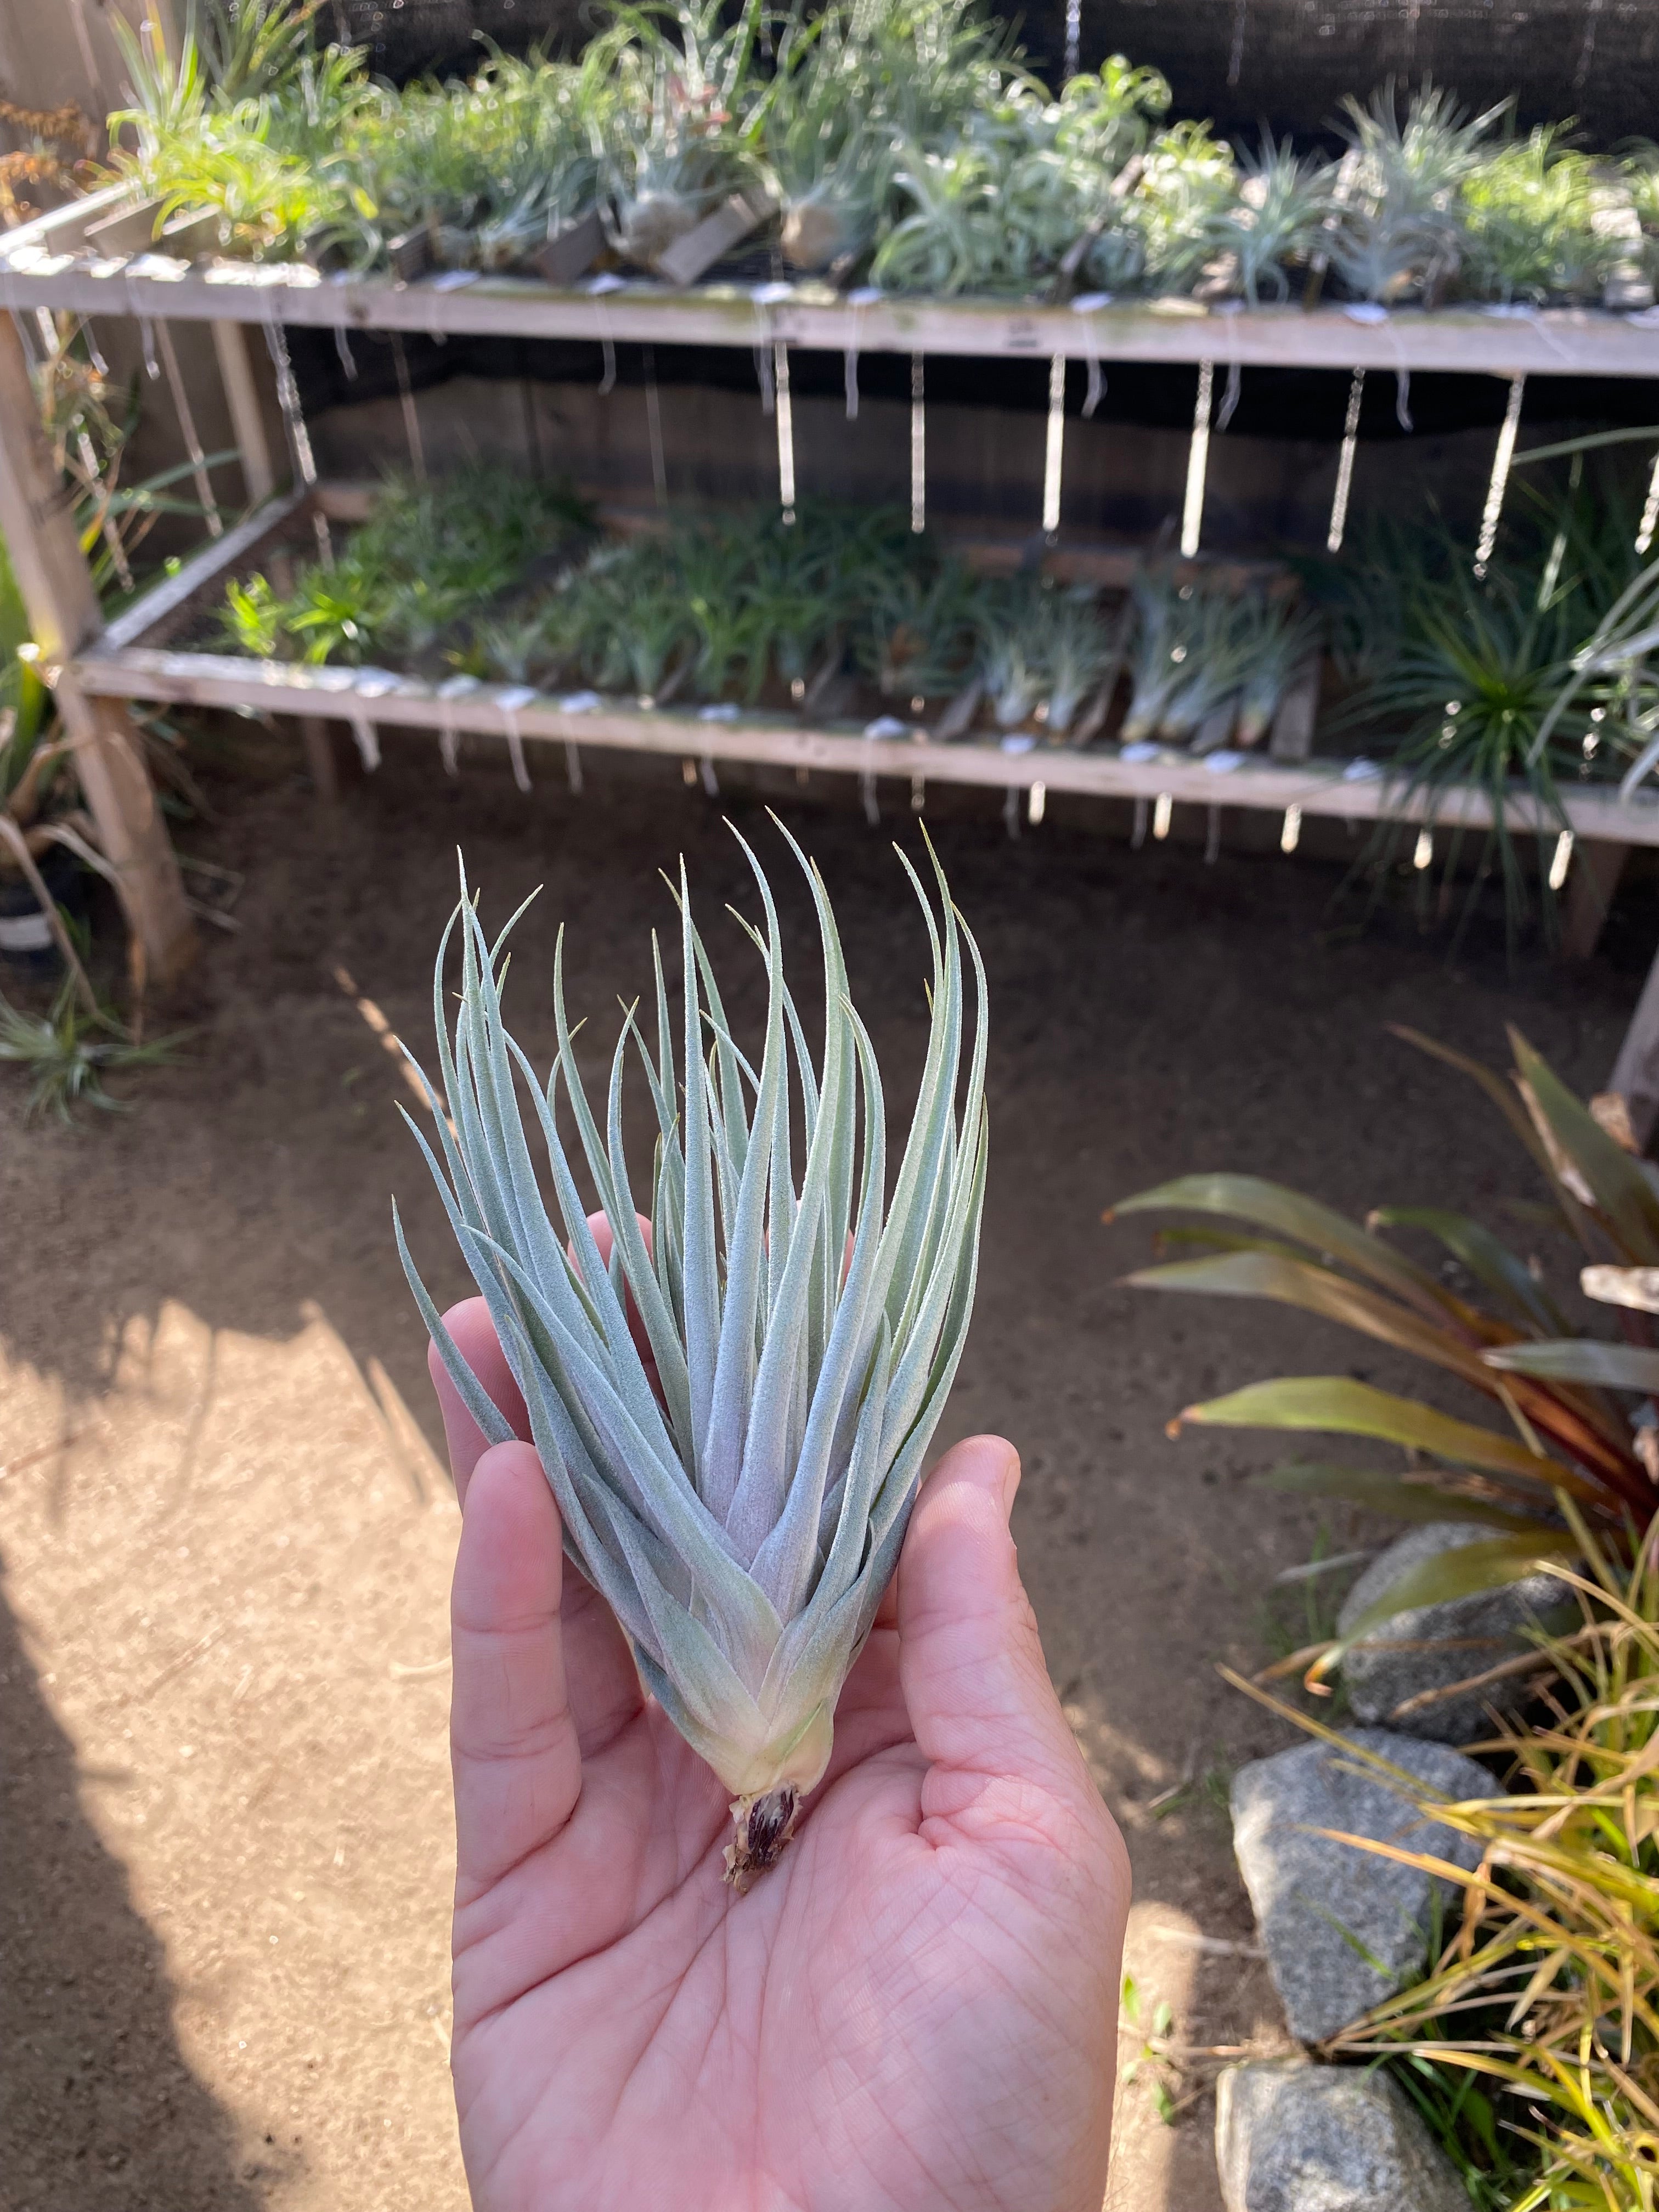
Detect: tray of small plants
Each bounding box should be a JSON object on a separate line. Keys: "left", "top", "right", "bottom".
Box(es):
{"left": 100, "top": 0, "right": 1659, "bottom": 310}
{"left": 189, "top": 467, "right": 1338, "bottom": 755}
{"left": 165, "top": 456, "right": 1659, "bottom": 819}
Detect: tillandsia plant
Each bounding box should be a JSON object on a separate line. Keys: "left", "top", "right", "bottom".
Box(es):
{"left": 1458, "top": 126, "right": 1617, "bottom": 306}
{"left": 396, "top": 829, "right": 989, "bottom": 1885}
{"left": 1113, "top": 1024, "right": 1659, "bottom": 1677}
{"left": 1331, "top": 82, "right": 1503, "bottom": 305}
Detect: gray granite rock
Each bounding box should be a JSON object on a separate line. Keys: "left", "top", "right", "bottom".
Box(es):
{"left": 1339, "top": 1522, "right": 1567, "bottom": 1743}
{"left": 1217, "top": 2060, "right": 1469, "bottom": 2212}
{"left": 1231, "top": 1729, "right": 1491, "bottom": 2044}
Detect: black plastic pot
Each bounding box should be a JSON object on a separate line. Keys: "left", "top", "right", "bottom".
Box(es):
{"left": 0, "top": 844, "right": 84, "bottom": 974}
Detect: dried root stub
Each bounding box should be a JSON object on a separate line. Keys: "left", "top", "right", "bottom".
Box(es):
{"left": 397, "top": 820, "right": 988, "bottom": 1892}
{"left": 725, "top": 1785, "right": 802, "bottom": 1893}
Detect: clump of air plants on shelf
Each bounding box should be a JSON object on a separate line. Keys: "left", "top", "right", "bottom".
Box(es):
{"left": 858, "top": 543, "right": 984, "bottom": 706}
{"left": 1330, "top": 82, "right": 1503, "bottom": 304}
{"left": 1204, "top": 131, "right": 1335, "bottom": 305}
{"left": 397, "top": 830, "right": 988, "bottom": 1886}
{"left": 969, "top": 575, "right": 1118, "bottom": 733}
{"left": 1459, "top": 126, "right": 1617, "bottom": 305}
{"left": 216, "top": 470, "right": 594, "bottom": 668}
{"left": 602, "top": 0, "right": 771, "bottom": 271}
{"left": 1233, "top": 593, "right": 1323, "bottom": 745}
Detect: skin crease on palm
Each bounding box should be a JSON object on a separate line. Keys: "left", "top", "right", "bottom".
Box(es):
{"left": 430, "top": 1213, "right": 1132, "bottom": 2212}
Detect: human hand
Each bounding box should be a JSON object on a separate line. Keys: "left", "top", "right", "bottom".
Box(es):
{"left": 432, "top": 1266, "right": 1130, "bottom": 2212}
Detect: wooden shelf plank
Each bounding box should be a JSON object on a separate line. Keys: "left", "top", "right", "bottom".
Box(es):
{"left": 5, "top": 195, "right": 1659, "bottom": 376}
{"left": 67, "top": 644, "right": 1659, "bottom": 844}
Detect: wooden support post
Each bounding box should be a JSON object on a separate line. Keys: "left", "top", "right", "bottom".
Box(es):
{"left": 300, "top": 715, "right": 340, "bottom": 803}
{"left": 0, "top": 312, "right": 194, "bottom": 980}
{"left": 212, "top": 319, "right": 277, "bottom": 506}
{"left": 1562, "top": 839, "right": 1628, "bottom": 961}
{"left": 1610, "top": 943, "right": 1659, "bottom": 1152}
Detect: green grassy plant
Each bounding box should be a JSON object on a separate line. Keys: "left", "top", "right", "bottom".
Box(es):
{"left": 0, "top": 977, "right": 186, "bottom": 1124}
{"left": 1460, "top": 128, "right": 1616, "bottom": 305}
{"left": 1229, "top": 1511, "right": 1659, "bottom": 2210}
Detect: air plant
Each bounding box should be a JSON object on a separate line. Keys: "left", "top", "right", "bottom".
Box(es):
{"left": 219, "top": 573, "right": 285, "bottom": 659}
{"left": 602, "top": 0, "right": 771, "bottom": 270}
{"left": 0, "top": 976, "right": 187, "bottom": 1123}
{"left": 859, "top": 548, "right": 983, "bottom": 703}
{"left": 1119, "top": 570, "right": 1203, "bottom": 741}
{"left": 1152, "top": 591, "right": 1257, "bottom": 743}
{"left": 1331, "top": 83, "right": 1504, "bottom": 304}
{"left": 1353, "top": 570, "right": 1592, "bottom": 943}
{"left": 1208, "top": 132, "right": 1335, "bottom": 305}
{"left": 973, "top": 576, "right": 1050, "bottom": 727}
{"left": 398, "top": 831, "right": 988, "bottom": 1884}
{"left": 189, "top": 0, "right": 322, "bottom": 103}
{"left": 1041, "top": 588, "right": 1121, "bottom": 735}
{"left": 1233, "top": 595, "right": 1323, "bottom": 746}
{"left": 560, "top": 539, "right": 699, "bottom": 699}
{"left": 765, "top": 12, "right": 894, "bottom": 273}
{"left": 1459, "top": 127, "right": 1616, "bottom": 305}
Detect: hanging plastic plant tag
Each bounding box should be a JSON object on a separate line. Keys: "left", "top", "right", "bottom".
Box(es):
{"left": 564, "top": 742, "right": 584, "bottom": 793}
{"left": 430, "top": 270, "right": 479, "bottom": 293}
{"left": 699, "top": 703, "right": 740, "bottom": 723}
{"left": 559, "top": 691, "right": 600, "bottom": 714}
{"left": 348, "top": 714, "right": 381, "bottom": 772}
{"left": 1202, "top": 749, "right": 1245, "bottom": 774}
{"left": 1000, "top": 734, "right": 1038, "bottom": 754}
{"left": 1344, "top": 302, "right": 1389, "bottom": 324}
{"left": 1120, "top": 740, "right": 1162, "bottom": 763}
{"left": 864, "top": 716, "right": 907, "bottom": 740}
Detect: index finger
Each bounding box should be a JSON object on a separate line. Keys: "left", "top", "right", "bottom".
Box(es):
{"left": 430, "top": 1297, "right": 530, "bottom": 1508}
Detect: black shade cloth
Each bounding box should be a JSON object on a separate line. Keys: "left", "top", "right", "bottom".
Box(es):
{"left": 326, "top": 0, "right": 1657, "bottom": 149}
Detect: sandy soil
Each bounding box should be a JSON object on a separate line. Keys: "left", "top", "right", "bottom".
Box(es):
{"left": 3, "top": 729, "right": 1650, "bottom": 2212}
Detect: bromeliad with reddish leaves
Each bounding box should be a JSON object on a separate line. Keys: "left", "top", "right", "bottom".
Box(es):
{"left": 1111, "top": 1026, "right": 1659, "bottom": 1679}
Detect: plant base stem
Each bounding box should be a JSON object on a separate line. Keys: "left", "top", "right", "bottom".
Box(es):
{"left": 723, "top": 1784, "right": 800, "bottom": 1893}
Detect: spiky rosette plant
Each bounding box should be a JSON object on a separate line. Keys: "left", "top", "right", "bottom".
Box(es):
{"left": 396, "top": 828, "right": 989, "bottom": 1887}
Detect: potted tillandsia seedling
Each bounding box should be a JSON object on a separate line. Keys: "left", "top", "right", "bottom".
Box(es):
{"left": 397, "top": 827, "right": 988, "bottom": 1884}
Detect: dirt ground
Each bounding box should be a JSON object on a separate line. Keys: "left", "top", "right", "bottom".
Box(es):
{"left": 3, "top": 729, "right": 1652, "bottom": 2212}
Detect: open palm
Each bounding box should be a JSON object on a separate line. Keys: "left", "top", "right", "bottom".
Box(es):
{"left": 433, "top": 1295, "right": 1130, "bottom": 2212}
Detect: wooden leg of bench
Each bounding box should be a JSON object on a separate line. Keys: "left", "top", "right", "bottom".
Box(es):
{"left": 1610, "top": 938, "right": 1659, "bottom": 1150}
{"left": 1562, "top": 839, "right": 1628, "bottom": 961}
{"left": 300, "top": 715, "right": 340, "bottom": 803}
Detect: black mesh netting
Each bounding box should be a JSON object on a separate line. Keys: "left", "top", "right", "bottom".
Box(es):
{"left": 326, "top": 0, "right": 1657, "bottom": 148}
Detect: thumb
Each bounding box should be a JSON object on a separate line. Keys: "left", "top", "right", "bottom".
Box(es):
{"left": 896, "top": 1435, "right": 1090, "bottom": 1806}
